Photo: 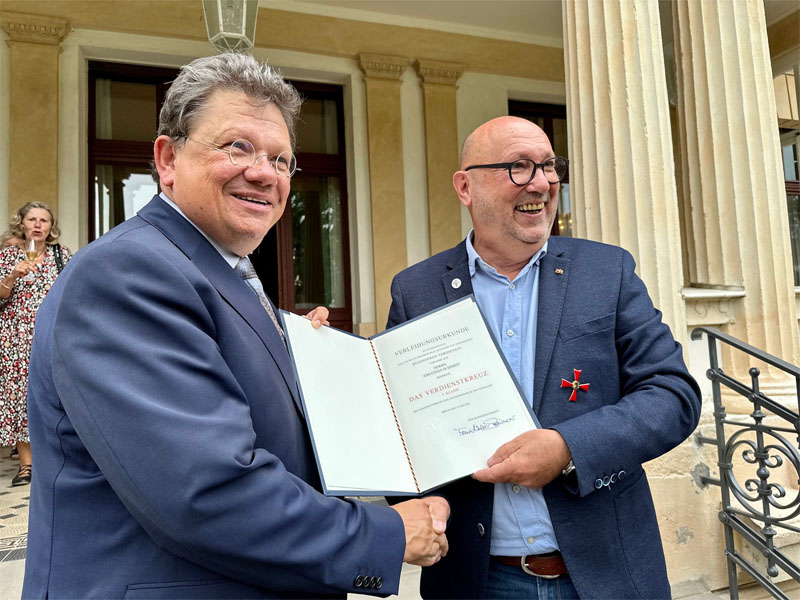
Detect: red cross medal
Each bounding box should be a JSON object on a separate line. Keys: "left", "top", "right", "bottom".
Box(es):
{"left": 561, "top": 369, "right": 589, "bottom": 402}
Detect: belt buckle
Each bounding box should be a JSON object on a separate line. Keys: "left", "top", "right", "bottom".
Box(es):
{"left": 520, "top": 556, "right": 559, "bottom": 579}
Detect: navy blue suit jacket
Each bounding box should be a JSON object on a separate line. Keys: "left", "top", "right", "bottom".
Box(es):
{"left": 387, "top": 237, "right": 701, "bottom": 599}
{"left": 23, "top": 197, "right": 405, "bottom": 599}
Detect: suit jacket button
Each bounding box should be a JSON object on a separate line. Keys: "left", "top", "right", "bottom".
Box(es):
{"left": 376, "top": 577, "right": 383, "bottom": 589}
{"left": 354, "top": 575, "right": 363, "bottom": 587}
{"left": 595, "top": 478, "right": 603, "bottom": 489}
{"left": 477, "top": 522, "right": 485, "bottom": 536}
{"left": 602, "top": 475, "right": 611, "bottom": 486}
{"left": 619, "top": 470, "right": 626, "bottom": 479}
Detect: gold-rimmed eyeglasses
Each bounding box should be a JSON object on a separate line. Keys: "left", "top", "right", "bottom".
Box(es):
{"left": 184, "top": 137, "right": 299, "bottom": 178}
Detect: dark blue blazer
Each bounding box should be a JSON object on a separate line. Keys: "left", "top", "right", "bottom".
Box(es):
{"left": 387, "top": 237, "right": 701, "bottom": 599}
{"left": 23, "top": 197, "right": 404, "bottom": 599}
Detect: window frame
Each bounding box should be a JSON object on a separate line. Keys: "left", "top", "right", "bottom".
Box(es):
{"left": 275, "top": 81, "right": 353, "bottom": 331}
{"left": 508, "top": 100, "right": 570, "bottom": 237}
{"left": 88, "top": 61, "right": 174, "bottom": 241}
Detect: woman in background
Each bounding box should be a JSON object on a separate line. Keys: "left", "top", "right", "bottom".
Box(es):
{"left": 1, "top": 233, "right": 21, "bottom": 249}
{"left": 0, "top": 202, "right": 71, "bottom": 485}
{"left": 1, "top": 232, "right": 21, "bottom": 461}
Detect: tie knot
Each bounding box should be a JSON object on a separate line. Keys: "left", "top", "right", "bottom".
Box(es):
{"left": 235, "top": 256, "right": 258, "bottom": 281}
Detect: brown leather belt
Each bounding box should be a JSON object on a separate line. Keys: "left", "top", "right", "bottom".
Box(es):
{"left": 492, "top": 552, "right": 568, "bottom": 578}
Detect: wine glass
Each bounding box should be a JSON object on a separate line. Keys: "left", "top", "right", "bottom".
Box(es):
{"left": 23, "top": 238, "right": 36, "bottom": 282}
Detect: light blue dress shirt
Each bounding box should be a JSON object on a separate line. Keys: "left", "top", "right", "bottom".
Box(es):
{"left": 465, "top": 231, "right": 559, "bottom": 556}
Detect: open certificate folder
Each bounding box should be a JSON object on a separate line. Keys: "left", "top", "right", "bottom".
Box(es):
{"left": 281, "top": 296, "right": 537, "bottom": 496}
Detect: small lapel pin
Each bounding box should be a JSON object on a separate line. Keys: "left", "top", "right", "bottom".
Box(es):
{"left": 561, "top": 368, "right": 589, "bottom": 402}
{"left": 555, "top": 268, "right": 564, "bottom": 275}
{"left": 451, "top": 278, "right": 462, "bottom": 289}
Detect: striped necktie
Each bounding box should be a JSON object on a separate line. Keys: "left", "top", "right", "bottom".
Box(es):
{"left": 234, "top": 256, "right": 286, "bottom": 345}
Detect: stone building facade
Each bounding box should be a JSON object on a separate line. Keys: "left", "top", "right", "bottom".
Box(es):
{"left": 1, "top": 1, "right": 799, "bottom": 596}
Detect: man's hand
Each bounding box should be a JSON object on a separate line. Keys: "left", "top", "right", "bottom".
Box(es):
{"left": 473, "top": 429, "right": 571, "bottom": 489}
{"left": 303, "top": 306, "right": 330, "bottom": 329}
{"left": 390, "top": 496, "right": 450, "bottom": 566}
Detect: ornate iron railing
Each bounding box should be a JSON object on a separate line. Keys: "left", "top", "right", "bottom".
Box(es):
{"left": 691, "top": 327, "right": 800, "bottom": 600}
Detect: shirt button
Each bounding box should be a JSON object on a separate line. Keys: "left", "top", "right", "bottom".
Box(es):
{"left": 509, "top": 283, "right": 515, "bottom": 290}
{"left": 512, "top": 484, "right": 521, "bottom": 493}
{"left": 527, "top": 536, "right": 535, "bottom": 544}
{"left": 506, "top": 329, "right": 514, "bottom": 337}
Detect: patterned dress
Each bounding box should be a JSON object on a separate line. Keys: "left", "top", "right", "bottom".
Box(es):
{"left": 0, "top": 244, "right": 71, "bottom": 445}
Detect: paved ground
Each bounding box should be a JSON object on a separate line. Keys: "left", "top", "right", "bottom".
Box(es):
{"left": 0, "top": 448, "right": 29, "bottom": 600}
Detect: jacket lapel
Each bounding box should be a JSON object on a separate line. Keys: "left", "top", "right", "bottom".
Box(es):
{"left": 443, "top": 241, "right": 474, "bottom": 301}
{"left": 200, "top": 248, "right": 300, "bottom": 408}
{"left": 533, "top": 240, "right": 570, "bottom": 414}
{"left": 138, "top": 197, "right": 301, "bottom": 411}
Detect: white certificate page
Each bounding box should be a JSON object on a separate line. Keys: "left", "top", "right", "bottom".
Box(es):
{"left": 373, "top": 298, "right": 536, "bottom": 492}
{"left": 282, "top": 312, "right": 417, "bottom": 494}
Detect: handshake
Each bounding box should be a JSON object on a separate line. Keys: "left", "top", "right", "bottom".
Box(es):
{"left": 391, "top": 496, "right": 450, "bottom": 566}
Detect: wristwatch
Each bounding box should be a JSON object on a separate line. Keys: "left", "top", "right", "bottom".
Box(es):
{"left": 561, "top": 459, "right": 576, "bottom": 477}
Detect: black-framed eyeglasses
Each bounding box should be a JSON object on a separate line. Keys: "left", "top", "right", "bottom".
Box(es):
{"left": 465, "top": 156, "right": 568, "bottom": 186}
{"left": 183, "top": 137, "right": 299, "bottom": 178}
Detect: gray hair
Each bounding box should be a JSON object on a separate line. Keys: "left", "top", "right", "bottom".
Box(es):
{"left": 152, "top": 52, "right": 302, "bottom": 183}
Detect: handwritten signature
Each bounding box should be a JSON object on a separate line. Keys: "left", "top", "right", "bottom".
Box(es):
{"left": 454, "top": 415, "right": 517, "bottom": 436}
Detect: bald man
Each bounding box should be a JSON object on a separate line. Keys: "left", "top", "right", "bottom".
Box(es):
{"left": 387, "top": 117, "right": 701, "bottom": 599}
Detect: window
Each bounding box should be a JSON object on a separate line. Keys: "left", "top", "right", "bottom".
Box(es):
{"left": 88, "top": 62, "right": 173, "bottom": 241}
{"left": 88, "top": 63, "right": 353, "bottom": 330}
{"left": 508, "top": 100, "right": 571, "bottom": 237}
{"left": 251, "top": 83, "right": 352, "bottom": 330}
{"left": 787, "top": 192, "right": 800, "bottom": 287}
{"left": 783, "top": 132, "right": 800, "bottom": 286}
{"left": 776, "top": 68, "right": 799, "bottom": 286}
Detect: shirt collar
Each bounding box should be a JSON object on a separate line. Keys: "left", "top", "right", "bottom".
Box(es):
{"left": 465, "top": 229, "right": 548, "bottom": 280}
{"left": 159, "top": 192, "right": 241, "bottom": 268}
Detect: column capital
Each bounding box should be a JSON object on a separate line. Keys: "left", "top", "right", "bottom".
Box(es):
{"left": 1, "top": 11, "right": 70, "bottom": 45}
{"left": 357, "top": 53, "right": 408, "bottom": 80}
{"left": 414, "top": 59, "right": 464, "bottom": 86}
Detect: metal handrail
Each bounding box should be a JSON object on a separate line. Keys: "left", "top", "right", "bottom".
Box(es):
{"left": 691, "top": 327, "right": 800, "bottom": 377}
{"left": 691, "top": 326, "right": 800, "bottom": 600}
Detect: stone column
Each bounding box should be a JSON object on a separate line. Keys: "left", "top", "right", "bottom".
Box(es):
{"left": 670, "top": 5, "right": 800, "bottom": 591}
{"left": 562, "top": 0, "right": 687, "bottom": 344}
{"left": 672, "top": 0, "right": 800, "bottom": 379}
{"left": 414, "top": 59, "right": 464, "bottom": 256}
{"left": 358, "top": 53, "right": 409, "bottom": 332}
{"left": 1, "top": 12, "right": 69, "bottom": 215}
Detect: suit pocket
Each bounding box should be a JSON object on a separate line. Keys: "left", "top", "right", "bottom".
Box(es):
{"left": 559, "top": 313, "right": 615, "bottom": 342}
{"left": 125, "top": 579, "right": 263, "bottom": 599}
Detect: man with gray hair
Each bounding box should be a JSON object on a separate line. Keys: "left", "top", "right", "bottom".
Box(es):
{"left": 23, "top": 52, "right": 448, "bottom": 599}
